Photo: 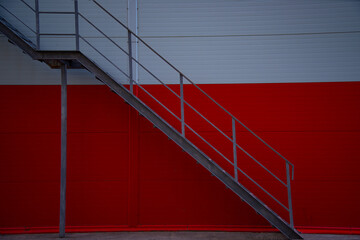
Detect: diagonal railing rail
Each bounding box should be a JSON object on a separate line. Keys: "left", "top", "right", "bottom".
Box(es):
{"left": 0, "top": 0, "right": 296, "bottom": 228}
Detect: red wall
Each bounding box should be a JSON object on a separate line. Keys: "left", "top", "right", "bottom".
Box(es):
{"left": 0, "top": 82, "right": 359, "bottom": 234}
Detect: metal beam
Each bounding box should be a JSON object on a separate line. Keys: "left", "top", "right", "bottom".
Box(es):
{"left": 59, "top": 64, "right": 68, "bottom": 238}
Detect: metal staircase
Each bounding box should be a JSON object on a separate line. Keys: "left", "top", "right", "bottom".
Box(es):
{"left": 0, "top": 1, "right": 302, "bottom": 239}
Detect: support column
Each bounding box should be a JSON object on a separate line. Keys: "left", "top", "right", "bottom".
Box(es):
{"left": 59, "top": 64, "right": 67, "bottom": 238}
{"left": 127, "top": 0, "right": 140, "bottom": 227}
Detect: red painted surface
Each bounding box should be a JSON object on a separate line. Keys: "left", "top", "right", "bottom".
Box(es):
{"left": 0, "top": 82, "right": 359, "bottom": 234}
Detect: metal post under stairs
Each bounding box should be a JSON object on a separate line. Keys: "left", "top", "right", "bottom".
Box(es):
{"left": 59, "top": 63, "right": 68, "bottom": 238}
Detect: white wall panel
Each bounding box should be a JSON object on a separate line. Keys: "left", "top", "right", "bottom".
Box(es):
{"left": 138, "top": 0, "right": 360, "bottom": 84}
{"left": 139, "top": 0, "right": 360, "bottom": 37}
{"left": 1, "top": 0, "right": 360, "bottom": 85}
{"left": 138, "top": 33, "right": 360, "bottom": 84}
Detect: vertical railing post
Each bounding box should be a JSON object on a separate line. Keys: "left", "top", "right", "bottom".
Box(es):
{"left": 286, "top": 162, "right": 294, "bottom": 228}
{"left": 128, "top": 30, "right": 133, "bottom": 93}
{"left": 59, "top": 64, "right": 68, "bottom": 238}
{"left": 232, "top": 117, "right": 238, "bottom": 181}
{"left": 74, "top": 0, "right": 79, "bottom": 51}
{"left": 35, "top": 0, "right": 40, "bottom": 49}
{"left": 180, "top": 74, "right": 185, "bottom": 137}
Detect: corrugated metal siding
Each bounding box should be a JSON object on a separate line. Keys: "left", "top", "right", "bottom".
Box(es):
{"left": 1, "top": 82, "right": 360, "bottom": 231}
{"left": 139, "top": 0, "right": 360, "bottom": 36}
{"left": 1, "top": 0, "right": 360, "bottom": 85}
{"left": 138, "top": 0, "right": 360, "bottom": 84}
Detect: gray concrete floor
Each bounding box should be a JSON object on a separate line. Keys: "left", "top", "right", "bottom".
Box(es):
{"left": 1, "top": 232, "right": 360, "bottom": 240}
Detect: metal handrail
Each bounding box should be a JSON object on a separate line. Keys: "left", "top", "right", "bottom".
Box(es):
{"left": 236, "top": 164, "right": 289, "bottom": 210}
{"left": 0, "top": 0, "right": 295, "bottom": 227}
{"left": 79, "top": 11, "right": 288, "bottom": 188}
{"left": 88, "top": 1, "right": 295, "bottom": 225}
{"left": 78, "top": 9, "right": 292, "bottom": 212}
{"left": 1, "top": 0, "right": 294, "bottom": 175}
{"left": 0, "top": 4, "right": 36, "bottom": 34}
{"left": 92, "top": 0, "right": 295, "bottom": 174}
{"left": 79, "top": 35, "right": 130, "bottom": 79}
{"left": 78, "top": 12, "right": 182, "bottom": 99}
{"left": 20, "top": 0, "right": 35, "bottom": 12}
{"left": 85, "top": 1, "right": 294, "bottom": 178}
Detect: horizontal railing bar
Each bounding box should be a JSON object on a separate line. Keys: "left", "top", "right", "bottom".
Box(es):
{"left": 39, "top": 11, "right": 75, "bottom": 14}
{"left": 0, "top": 4, "right": 36, "bottom": 34}
{"left": 20, "top": 0, "right": 35, "bottom": 12}
{"left": 90, "top": 1, "right": 291, "bottom": 217}
{"left": 79, "top": 13, "right": 129, "bottom": 52}
{"left": 132, "top": 79, "right": 288, "bottom": 207}
{"left": 186, "top": 116, "right": 288, "bottom": 210}
{"left": 87, "top": 39, "right": 246, "bottom": 181}
{"left": 83, "top": 2, "right": 293, "bottom": 185}
{"left": 93, "top": 0, "right": 131, "bottom": 34}
{"left": 94, "top": 0, "right": 240, "bottom": 115}
{"left": 185, "top": 123, "right": 234, "bottom": 167}
{"left": 81, "top": 35, "right": 179, "bottom": 124}
{"left": 133, "top": 82, "right": 181, "bottom": 122}
{"left": 129, "top": 59, "right": 181, "bottom": 99}
{"left": 183, "top": 99, "right": 233, "bottom": 142}
{"left": 80, "top": 11, "right": 239, "bottom": 180}
{"left": 236, "top": 166, "right": 289, "bottom": 211}
{"left": 186, "top": 73, "right": 294, "bottom": 169}
{"left": 93, "top": 0, "right": 187, "bottom": 80}
{"left": 130, "top": 61, "right": 180, "bottom": 98}
{"left": 235, "top": 142, "right": 287, "bottom": 187}
{"left": 92, "top": 0, "right": 294, "bottom": 171}
{"left": 234, "top": 116, "right": 295, "bottom": 169}
{"left": 79, "top": 13, "right": 182, "bottom": 101}
{"left": 79, "top": 35, "right": 130, "bottom": 79}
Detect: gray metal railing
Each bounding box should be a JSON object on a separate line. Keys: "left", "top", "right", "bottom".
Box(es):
{"left": 0, "top": 0, "right": 295, "bottom": 228}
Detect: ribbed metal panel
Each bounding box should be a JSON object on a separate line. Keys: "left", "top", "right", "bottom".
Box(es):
{"left": 139, "top": 0, "right": 360, "bottom": 36}
{"left": 138, "top": 0, "right": 360, "bottom": 84}
{"left": 138, "top": 33, "right": 360, "bottom": 84}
